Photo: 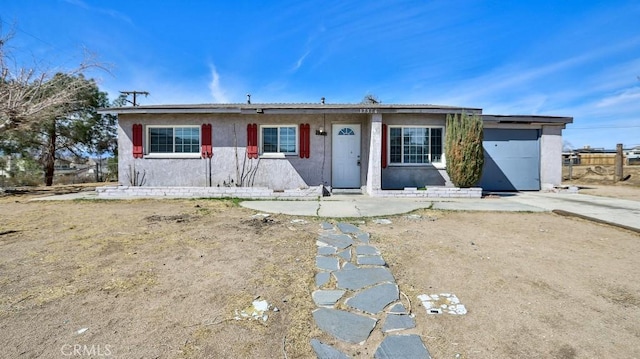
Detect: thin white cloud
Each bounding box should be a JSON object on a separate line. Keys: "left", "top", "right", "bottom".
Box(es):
{"left": 64, "top": 0, "right": 132, "bottom": 24}
{"left": 209, "top": 65, "right": 229, "bottom": 103}
{"left": 291, "top": 50, "right": 311, "bottom": 72}
{"left": 596, "top": 87, "right": 640, "bottom": 108}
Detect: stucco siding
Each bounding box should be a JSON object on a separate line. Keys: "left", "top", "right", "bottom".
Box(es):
{"left": 118, "top": 113, "right": 366, "bottom": 189}
{"left": 540, "top": 125, "right": 563, "bottom": 190}
{"left": 380, "top": 114, "right": 448, "bottom": 189}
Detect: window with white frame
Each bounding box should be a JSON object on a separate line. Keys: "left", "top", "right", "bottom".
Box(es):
{"left": 148, "top": 126, "right": 200, "bottom": 154}
{"left": 261, "top": 125, "right": 297, "bottom": 154}
{"left": 389, "top": 126, "right": 443, "bottom": 164}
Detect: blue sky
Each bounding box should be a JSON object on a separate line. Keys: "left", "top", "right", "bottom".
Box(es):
{"left": 2, "top": 0, "right": 639, "bottom": 149}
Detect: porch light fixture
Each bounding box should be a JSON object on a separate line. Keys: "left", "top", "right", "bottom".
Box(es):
{"left": 316, "top": 126, "right": 327, "bottom": 136}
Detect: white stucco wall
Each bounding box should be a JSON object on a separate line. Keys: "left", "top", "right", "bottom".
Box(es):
{"left": 540, "top": 125, "right": 564, "bottom": 190}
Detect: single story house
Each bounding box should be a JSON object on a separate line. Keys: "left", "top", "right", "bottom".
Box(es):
{"left": 99, "top": 102, "right": 572, "bottom": 197}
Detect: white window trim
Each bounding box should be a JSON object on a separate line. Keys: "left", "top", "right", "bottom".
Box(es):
{"left": 259, "top": 124, "right": 298, "bottom": 156}
{"left": 145, "top": 125, "right": 201, "bottom": 158}
{"left": 388, "top": 125, "right": 445, "bottom": 167}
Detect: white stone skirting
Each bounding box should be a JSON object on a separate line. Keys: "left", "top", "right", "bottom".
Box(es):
{"left": 369, "top": 187, "right": 482, "bottom": 198}
{"left": 97, "top": 186, "right": 482, "bottom": 199}
{"left": 96, "top": 186, "right": 323, "bottom": 199}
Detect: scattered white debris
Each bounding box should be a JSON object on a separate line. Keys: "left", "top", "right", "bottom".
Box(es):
{"left": 77, "top": 328, "right": 88, "bottom": 335}
{"left": 373, "top": 219, "right": 393, "bottom": 225}
{"left": 405, "top": 214, "right": 422, "bottom": 220}
{"left": 290, "top": 219, "right": 308, "bottom": 224}
{"left": 251, "top": 213, "right": 271, "bottom": 219}
{"left": 418, "top": 293, "right": 467, "bottom": 315}
{"left": 235, "top": 299, "right": 272, "bottom": 322}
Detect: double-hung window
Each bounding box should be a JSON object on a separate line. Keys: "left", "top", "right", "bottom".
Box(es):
{"left": 148, "top": 126, "right": 200, "bottom": 154}
{"left": 389, "top": 126, "right": 443, "bottom": 164}
{"left": 261, "top": 125, "right": 297, "bottom": 154}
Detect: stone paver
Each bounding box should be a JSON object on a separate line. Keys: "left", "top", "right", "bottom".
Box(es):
{"left": 355, "top": 245, "right": 380, "bottom": 255}
{"left": 316, "top": 256, "right": 339, "bottom": 271}
{"left": 318, "top": 246, "right": 337, "bottom": 255}
{"left": 312, "top": 308, "right": 377, "bottom": 344}
{"left": 312, "top": 290, "right": 346, "bottom": 307}
{"left": 388, "top": 303, "right": 407, "bottom": 314}
{"left": 374, "top": 335, "right": 431, "bottom": 359}
{"left": 356, "top": 255, "right": 386, "bottom": 266}
{"left": 310, "top": 339, "right": 350, "bottom": 359}
{"left": 337, "top": 249, "right": 351, "bottom": 260}
{"left": 337, "top": 222, "right": 362, "bottom": 234}
{"left": 320, "top": 222, "right": 334, "bottom": 230}
{"left": 382, "top": 314, "right": 416, "bottom": 333}
{"left": 346, "top": 283, "right": 399, "bottom": 314}
{"left": 311, "top": 222, "right": 430, "bottom": 358}
{"left": 318, "top": 233, "right": 354, "bottom": 249}
{"left": 334, "top": 267, "right": 395, "bottom": 290}
{"left": 342, "top": 262, "right": 357, "bottom": 270}
{"left": 315, "top": 272, "right": 330, "bottom": 287}
{"left": 356, "top": 232, "right": 370, "bottom": 243}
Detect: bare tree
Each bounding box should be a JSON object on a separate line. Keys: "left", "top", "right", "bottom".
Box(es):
{"left": 361, "top": 94, "right": 381, "bottom": 104}
{"left": 0, "top": 27, "right": 105, "bottom": 134}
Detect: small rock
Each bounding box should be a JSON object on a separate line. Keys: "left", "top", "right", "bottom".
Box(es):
{"left": 373, "top": 219, "right": 392, "bottom": 225}
{"left": 77, "top": 328, "right": 88, "bottom": 335}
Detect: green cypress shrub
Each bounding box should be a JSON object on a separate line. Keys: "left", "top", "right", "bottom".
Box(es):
{"left": 445, "top": 112, "right": 484, "bottom": 187}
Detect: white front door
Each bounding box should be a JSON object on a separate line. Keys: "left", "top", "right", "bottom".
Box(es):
{"left": 332, "top": 124, "right": 361, "bottom": 188}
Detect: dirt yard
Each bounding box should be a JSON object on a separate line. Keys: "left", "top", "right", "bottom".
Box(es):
{"left": 0, "top": 187, "right": 639, "bottom": 358}
{"left": 563, "top": 165, "right": 640, "bottom": 201}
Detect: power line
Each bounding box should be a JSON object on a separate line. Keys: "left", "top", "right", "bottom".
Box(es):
{"left": 0, "top": 17, "right": 54, "bottom": 48}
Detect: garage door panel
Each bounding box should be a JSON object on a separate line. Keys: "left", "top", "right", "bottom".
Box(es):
{"left": 480, "top": 129, "right": 540, "bottom": 191}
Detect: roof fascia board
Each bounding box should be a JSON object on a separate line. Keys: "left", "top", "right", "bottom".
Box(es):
{"left": 483, "top": 114, "right": 573, "bottom": 125}
{"left": 99, "top": 106, "right": 482, "bottom": 116}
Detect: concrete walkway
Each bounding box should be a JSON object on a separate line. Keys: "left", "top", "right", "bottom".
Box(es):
{"left": 241, "top": 192, "right": 640, "bottom": 232}
{"left": 29, "top": 190, "right": 640, "bottom": 232}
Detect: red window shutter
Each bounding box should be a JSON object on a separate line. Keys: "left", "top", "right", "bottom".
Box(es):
{"left": 132, "top": 124, "right": 143, "bottom": 158}
{"left": 247, "top": 123, "right": 258, "bottom": 159}
{"left": 381, "top": 124, "right": 387, "bottom": 169}
{"left": 305, "top": 124, "right": 311, "bottom": 158}
{"left": 299, "top": 124, "right": 310, "bottom": 158}
{"left": 201, "top": 124, "right": 213, "bottom": 158}
{"left": 299, "top": 124, "right": 304, "bottom": 158}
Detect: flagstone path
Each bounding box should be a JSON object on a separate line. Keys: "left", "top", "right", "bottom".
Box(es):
{"left": 310, "top": 222, "right": 431, "bottom": 359}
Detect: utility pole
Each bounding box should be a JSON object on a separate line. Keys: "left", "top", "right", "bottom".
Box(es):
{"left": 614, "top": 143, "right": 624, "bottom": 182}
{"left": 120, "top": 91, "right": 149, "bottom": 106}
